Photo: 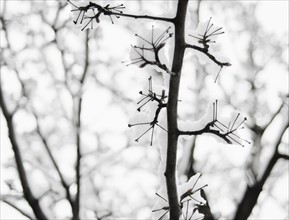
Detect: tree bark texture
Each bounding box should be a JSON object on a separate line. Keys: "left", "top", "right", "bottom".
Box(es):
{"left": 165, "top": 1, "right": 189, "bottom": 219}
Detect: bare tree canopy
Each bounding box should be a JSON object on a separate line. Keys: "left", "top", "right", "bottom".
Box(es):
{"left": 1, "top": 1, "right": 288, "bottom": 220}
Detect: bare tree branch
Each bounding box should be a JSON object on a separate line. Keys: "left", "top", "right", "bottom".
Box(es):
{"left": 1, "top": 5, "right": 48, "bottom": 218}
{"left": 3, "top": 8, "right": 74, "bottom": 210}
{"left": 0, "top": 86, "right": 48, "bottom": 220}
{"left": 32, "top": 112, "right": 74, "bottom": 208}
{"left": 164, "top": 1, "right": 189, "bottom": 219}
{"left": 278, "top": 153, "right": 289, "bottom": 160}
{"left": 109, "top": 11, "right": 173, "bottom": 23}
{"left": 186, "top": 44, "right": 231, "bottom": 68}
{"left": 67, "top": 0, "right": 173, "bottom": 28}
{"left": 262, "top": 102, "right": 285, "bottom": 132}
{"left": 178, "top": 100, "right": 250, "bottom": 147}
{"left": 1, "top": 199, "right": 34, "bottom": 220}
{"left": 178, "top": 122, "right": 232, "bottom": 144}
{"left": 128, "top": 77, "right": 167, "bottom": 146}
{"left": 73, "top": 30, "right": 90, "bottom": 220}
{"left": 234, "top": 118, "right": 288, "bottom": 220}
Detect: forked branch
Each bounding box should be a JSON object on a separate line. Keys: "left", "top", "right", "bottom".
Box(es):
{"left": 67, "top": 0, "right": 173, "bottom": 30}
{"left": 153, "top": 174, "right": 208, "bottom": 220}
{"left": 178, "top": 100, "right": 250, "bottom": 147}
{"left": 0, "top": 83, "right": 48, "bottom": 220}
{"left": 186, "top": 17, "right": 231, "bottom": 82}
{"left": 128, "top": 77, "right": 167, "bottom": 146}
{"left": 124, "top": 26, "right": 174, "bottom": 75}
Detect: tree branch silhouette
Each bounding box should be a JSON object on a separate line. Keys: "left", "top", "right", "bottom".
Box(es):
{"left": 234, "top": 106, "right": 288, "bottom": 220}
{"left": 2, "top": 199, "right": 34, "bottom": 220}
{"left": 73, "top": 31, "right": 90, "bottom": 220}
{"left": 68, "top": 0, "right": 173, "bottom": 31}
{"left": 0, "top": 83, "right": 48, "bottom": 220}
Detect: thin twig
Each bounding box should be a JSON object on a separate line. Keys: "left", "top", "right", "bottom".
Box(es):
{"left": 1, "top": 200, "right": 34, "bottom": 220}
{"left": 186, "top": 44, "right": 231, "bottom": 67}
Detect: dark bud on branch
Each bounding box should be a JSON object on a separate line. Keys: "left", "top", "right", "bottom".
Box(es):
{"left": 67, "top": 0, "right": 125, "bottom": 30}
{"left": 179, "top": 100, "right": 250, "bottom": 147}
{"left": 123, "top": 26, "right": 174, "bottom": 75}
{"left": 187, "top": 17, "right": 231, "bottom": 82}
{"left": 128, "top": 77, "right": 167, "bottom": 146}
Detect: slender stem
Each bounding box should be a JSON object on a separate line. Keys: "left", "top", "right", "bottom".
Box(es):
{"left": 259, "top": 119, "right": 288, "bottom": 187}
{"left": 2, "top": 200, "right": 34, "bottom": 220}
{"left": 70, "top": 1, "right": 173, "bottom": 24}
{"left": 233, "top": 154, "right": 278, "bottom": 220}
{"left": 263, "top": 102, "right": 284, "bottom": 131}
{"left": 0, "top": 86, "right": 48, "bottom": 220}
{"left": 178, "top": 122, "right": 232, "bottom": 144}
{"left": 33, "top": 113, "right": 74, "bottom": 208}
{"left": 234, "top": 119, "right": 288, "bottom": 220}
{"left": 109, "top": 11, "right": 173, "bottom": 23}
{"left": 74, "top": 30, "right": 89, "bottom": 220}
{"left": 1, "top": 5, "right": 47, "bottom": 218}
{"left": 186, "top": 43, "right": 231, "bottom": 67}
{"left": 278, "top": 153, "right": 289, "bottom": 160}
{"left": 165, "top": 1, "right": 189, "bottom": 219}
